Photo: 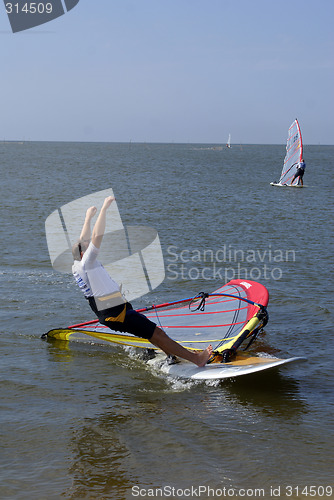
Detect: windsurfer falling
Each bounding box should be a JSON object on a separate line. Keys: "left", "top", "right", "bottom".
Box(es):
{"left": 71, "top": 196, "right": 212, "bottom": 367}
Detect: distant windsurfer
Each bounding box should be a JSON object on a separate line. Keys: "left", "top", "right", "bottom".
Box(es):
{"left": 71, "top": 196, "right": 212, "bottom": 367}
{"left": 290, "top": 158, "right": 306, "bottom": 186}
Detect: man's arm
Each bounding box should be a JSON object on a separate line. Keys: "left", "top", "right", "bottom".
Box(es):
{"left": 80, "top": 206, "right": 97, "bottom": 242}
{"left": 91, "top": 196, "right": 115, "bottom": 249}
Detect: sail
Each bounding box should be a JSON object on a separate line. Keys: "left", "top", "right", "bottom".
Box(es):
{"left": 44, "top": 279, "right": 269, "bottom": 353}
{"left": 226, "top": 133, "right": 231, "bottom": 148}
{"left": 279, "top": 119, "right": 303, "bottom": 185}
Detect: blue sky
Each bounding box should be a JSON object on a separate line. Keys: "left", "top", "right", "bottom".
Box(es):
{"left": 1, "top": 0, "right": 333, "bottom": 144}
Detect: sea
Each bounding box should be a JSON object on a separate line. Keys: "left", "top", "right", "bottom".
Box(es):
{"left": 0, "top": 141, "right": 333, "bottom": 500}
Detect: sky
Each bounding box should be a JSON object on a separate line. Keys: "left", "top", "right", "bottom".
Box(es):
{"left": 1, "top": 0, "right": 333, "bottom": 144}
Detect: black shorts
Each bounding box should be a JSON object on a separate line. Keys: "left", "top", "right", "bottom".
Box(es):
{"left": 103, "top": 308, "right": 156, "bottom": 340}
{"left": 294, "top": 168, "right": 304, "bottom": 179}
{"left": 87, "top": 298, "right": 156, "bottom": 340}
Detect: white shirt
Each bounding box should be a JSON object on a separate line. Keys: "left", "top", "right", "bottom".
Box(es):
{"left": 72, "top": 242, "right": 120, "bottom": 298}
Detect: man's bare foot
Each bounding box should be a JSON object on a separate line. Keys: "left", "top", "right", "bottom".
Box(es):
{"left": 195, "top": 345, "right": 213, "bottom": 367}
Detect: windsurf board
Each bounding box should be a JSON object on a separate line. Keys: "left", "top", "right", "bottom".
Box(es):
{"left": 270, "top": 182, "right": 304, "bottom": 188}
{"left": 149, "top": 353, "right": 307, "bottom": 380}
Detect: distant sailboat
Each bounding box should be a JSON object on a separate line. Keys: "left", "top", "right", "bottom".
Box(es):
{"left": 270, "top": 119, "right": 304, "bottom": 187}
{"left": 226, "top": 133, "right": 231, "bottom": 148}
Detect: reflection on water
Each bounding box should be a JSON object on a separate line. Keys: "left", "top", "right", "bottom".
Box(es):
{"left": 219, "top": 371, "right": 309, "bottom": 417}
{"left": 42, "top": 338, "right": 322, "bottom": 500}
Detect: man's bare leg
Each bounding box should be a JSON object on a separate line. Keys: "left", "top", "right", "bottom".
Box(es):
{"left": 150, "top": 327, "right": 212, "bottom": 367}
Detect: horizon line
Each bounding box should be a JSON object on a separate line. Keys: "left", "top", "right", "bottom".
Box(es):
{"left": 0, "top": 139, "right": 332, "bottom": 146}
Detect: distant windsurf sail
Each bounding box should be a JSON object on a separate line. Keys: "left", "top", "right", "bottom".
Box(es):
{"left": 278, "top": 119, "right": 303, "bottom": 185}
{"left": 226, "top": 133, "right": 231, "bottom": 148}
{"left": 43, "top": 280, "right": 269, "bottom": 357}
